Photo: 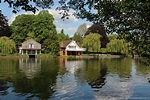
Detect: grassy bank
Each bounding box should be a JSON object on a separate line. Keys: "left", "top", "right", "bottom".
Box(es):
{"left": 0, "top": 53, "right": 54, "bottom": 59}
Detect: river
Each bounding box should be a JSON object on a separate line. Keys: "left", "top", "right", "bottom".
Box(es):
{"left": 0, "top": 57, "right": 150, "bottom": 100}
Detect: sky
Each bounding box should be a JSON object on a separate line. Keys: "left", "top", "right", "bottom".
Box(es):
{"left": 0, "top": 1, "right": 92, "bottom": 37}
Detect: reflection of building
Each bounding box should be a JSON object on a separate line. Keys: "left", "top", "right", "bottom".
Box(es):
{"left": 57, "top": 58, "right": 85, "bottom": 74}
{"left": 52, "top": 59, "right": 95, "bottom": 99}
{"left": 19, "top": 39, "right": 41, "bottom": 55}
{"left": 59, "top": 40, "right": 86, "bottom": 56}
{"left": 19, "top": 58, "right": 41, "bottom": 79}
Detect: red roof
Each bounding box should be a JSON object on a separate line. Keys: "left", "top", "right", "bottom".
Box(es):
{"left": 60, "top": 40, "right": 72, "bottom": 47}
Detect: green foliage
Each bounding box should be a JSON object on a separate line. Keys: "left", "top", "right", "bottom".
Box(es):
{"left": 57, "top": 29, "right": 69, "bottom": 42}
{"left": 10, "top": 10, "right": 59, "bottom": 54}
{"left": 106, "top": 39, "right": 130, "bottom": 55}
{"left": 1, "top": 0, "right": 54, "bottom": 13}
{"left": 0, "top": 37, "right": 16, "bottom": 55}
{"left": 11, "top": 10, "right": 57, "bottom": 45}
{"left": 42, "top": 33, "right": 59, "bottom": 54}
{"left": 32, "top": 10, "right": 57, "bottom": 44}
{"left": 108, "top": 34, "right": 118, "bottom": 41}
{"left": 72, "top": 33, "right": 83, "bottom": 44}
{"left": 10, "top": 14, "right": 35, "bottom": 45}
{"left": 82, "top": 33, "right": 101, "bottom": 52}
{"left": 85, "top": 24, "right": 109, "bottom": 48}
{"left": 57, "top": 0, "right": 150, "bottom": 55}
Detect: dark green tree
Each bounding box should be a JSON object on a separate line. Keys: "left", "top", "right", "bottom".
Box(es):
{"left": 42, "top": 33, "right": 59, "bottom": 54}
{"left": 32, "top": 10, "right": 57, "bottom": 44}
{"left": 57, "top": 29, "right": 69, "bottom": 42}
{"left": 11, "top": 10, "right": 57, "bottom": 45}
{"left": 10, "top": 14, "right": 35, "bottom": 45}
{"left": 0, "top": 0, "right": 54, "bottom": 13}
{"left": 72, "top": 33, "right": 83, "bottom": 44}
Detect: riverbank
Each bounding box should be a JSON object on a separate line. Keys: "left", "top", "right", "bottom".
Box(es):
{"left": 0, "top": 54, "right": 54, "bottom": 59}
{"left": 0, "top": 54, "right": 128, "bottom": 59}
{"left": 58, "top": 54, "right": 127, "bottom": 60}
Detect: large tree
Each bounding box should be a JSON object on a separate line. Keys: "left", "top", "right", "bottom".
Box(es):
{"left": 32, "top": 10, "right": 57, "bottom": 44}
{"left": 10, "top": 14, "right": 35, "bottom": 45}
{"left": 11, "top": 10, "right": 57, "bottom": 45}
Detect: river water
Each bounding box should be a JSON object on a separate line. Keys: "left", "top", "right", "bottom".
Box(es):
{"left": 0, "top": 57, "right": 150, "bottom": 100}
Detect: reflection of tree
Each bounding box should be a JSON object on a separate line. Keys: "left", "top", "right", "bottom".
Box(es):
{"left": 0, "top": 58, "right": 19, "bottom": 96}
{"left": 79, "top": 59, "right": 107, "bottom": 88}
{"left": 0, "top": 58, "right": 19, "bottom": 80}
{"left": 103, "top": 58, "right": 132, "bottom": 79}
{"left": 135, "top": 58, "right": 150, "bottom": 76}
{"left": 12, "top": 58, "right": 59, "bottom": 100}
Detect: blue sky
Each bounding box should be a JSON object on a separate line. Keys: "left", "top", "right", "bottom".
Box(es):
{"left": 0, "top": 1, "right": 92, "bottom": 37}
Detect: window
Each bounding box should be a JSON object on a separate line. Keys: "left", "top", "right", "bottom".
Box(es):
{"left": 29, "top": 44, "right": 34, "bottom": 48}
{"left": 68, "top": 46, "right": 76, "bottom": 49}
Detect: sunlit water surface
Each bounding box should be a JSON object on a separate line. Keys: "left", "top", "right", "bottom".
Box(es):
{"left": 0, "top": 57, "right": 150, "bottom": 100}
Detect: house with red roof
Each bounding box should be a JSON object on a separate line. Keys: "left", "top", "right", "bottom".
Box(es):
{"left": 59, "top": 40, "right": 86, "bottom": 56}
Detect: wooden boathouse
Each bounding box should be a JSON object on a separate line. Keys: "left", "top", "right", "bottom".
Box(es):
{"left": 19, "top": 39, "right": 41, "bottom": 57}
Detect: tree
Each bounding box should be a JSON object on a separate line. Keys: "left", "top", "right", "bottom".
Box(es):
{"left": 106, "top": 39, "right": 130, "bottom": 55}
{"left": 32, "top": 10, "right": 57, "bottom": 44}
{"left": 1, "top": 0, "right": 149, "bottom": 55}
{"left": 11, "top": 10, "right": 57, "bottom": 45}
{"left": 85, "top": 24, "right": 109, "bottom": 48}
{"left": 108, "top": 34, "right": 118, "bottom": 41}
{"left": 0, "top": 0, "right": 54, "bottom": 13}
{"left": 0, "top": 10, "right": 11, "bottom": 37}
{"left": 10, "top": 14, "right": 35, "bottom": 45}
{"left": 82, "top": 33, "right": 101, "bottom": 52}
{"left": 57, "top": 29, "right": 69, "bottom": 42}
{"left": 0, "top": 36, "right": 16, "bottom": 55}
{"left": 42, "top": 33, "right": 59, "bottom": 54}
{"left": 57, "top": 0, "right": 150, "bottom": 55}
{"left": 72, "top": 33, "right": 83, "bottom": 44}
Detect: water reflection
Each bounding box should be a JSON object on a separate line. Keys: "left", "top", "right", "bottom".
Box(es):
{"left": 19, "top": 58, "right": 41, "bottom": 79}
{"left": 52, "top": 58, "right": 95, "bottom": 100}
{"left": 0, "top": 58, "right": 59, "bottom": 100}
{"left": 0, "top": 57, "right": 150, "bottom": 99}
